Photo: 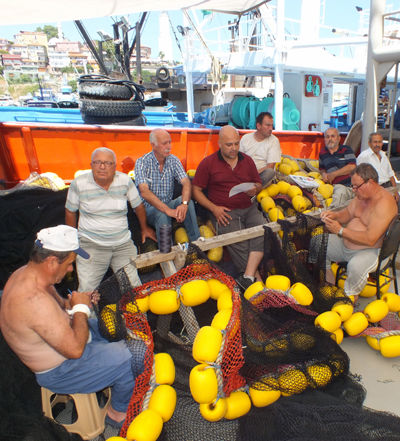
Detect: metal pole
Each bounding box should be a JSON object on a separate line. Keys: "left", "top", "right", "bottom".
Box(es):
{"left": 136, "top": 22, "right": 142, "bottom": 84}
{"left": 129, "top": 12, "right": 148, "bottom": 57}
{"left": 387, "top": 62, "right": 398, "bottom": 160}
{"left": 123, "top": 29, "right": 132, "bottom": 80}
{"left": 74, "top": 20, "right": 109, "bottom": 75}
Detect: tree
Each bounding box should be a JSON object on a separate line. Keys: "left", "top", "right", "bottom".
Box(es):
{"left": 61, "top": 65, "right": 74, "bottom": 74}
{"left": 0, "top": 50, "right": 9, "bottom": 55}
{"left": 35, "top": 25, "right": 60, "bottom": 40}
{"left": 68, "top": 80, "right": 77, "bottom": 92}
{"left": 158, "top": 51, "right": 165, "bottom": 60}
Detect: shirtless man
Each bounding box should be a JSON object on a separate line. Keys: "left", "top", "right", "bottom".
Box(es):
{"left": 321, "top": 163, "right": 398, "bottom": 302}
{"left": 0, "top": 225, "right": 145, "bottom": 428}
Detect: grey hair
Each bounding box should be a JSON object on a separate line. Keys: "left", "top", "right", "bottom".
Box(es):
{"left": 91, "top": 147, "right": 116, "bottom": 162}
{"left": 324, "top": 127, "right": 340, "bottom": 137}
{"left": 351, "top": 163, "right": 379, "bottom": 183}
{"left": 30, "top": 242, "right": 72, "bottom": 264}
{"left": 149, "top": 128, "right": 167, "bottom": 147}
{"left": 368, "top": 132, "right": 382, "bottom": 143}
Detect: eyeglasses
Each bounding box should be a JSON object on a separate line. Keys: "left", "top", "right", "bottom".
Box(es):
{"left": 351, "top": 179, "right": 368, "bottom": 191}
{"left": 91, "top": 161, "right": 115, "bottom": 167}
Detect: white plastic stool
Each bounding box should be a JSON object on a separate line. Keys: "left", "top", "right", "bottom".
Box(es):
{"left": 41, "top": 387, "right": 111, "bottom": 440}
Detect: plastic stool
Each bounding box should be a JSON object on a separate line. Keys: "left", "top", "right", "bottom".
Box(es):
{"left": 41, "top": 387, "right": 111, "bottom": 440}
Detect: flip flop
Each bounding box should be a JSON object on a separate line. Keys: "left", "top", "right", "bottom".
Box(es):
{"left": 105, "top": 414, "right": 125, "bottom": 429}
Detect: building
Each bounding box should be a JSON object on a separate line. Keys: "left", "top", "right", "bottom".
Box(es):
{"left": 56, "top": 41, "right": 82, "bottom": 53}
{"left": 48, "top": 51, "right": 70, "bottom": 71}
{"left": 14, "top": 31, "right": 48, "bottom": 50}
{"left": 0, "top": 38, "right": 11, "bottom": 52}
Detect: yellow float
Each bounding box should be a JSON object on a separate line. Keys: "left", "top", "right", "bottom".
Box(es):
{"left": 314, "top": 311, "right": 341, "bottom": 333}
{"left": 126, "top": 409, "right": 163, "bottom": 441}
{"left": 266, "top": 183, "right": 279, "bottom": 197}
{"left": 206, "top": 279, "right": 229, "bottom": 300}
{"left": 192, "top": 326, "right": 223, "bottom": 363}
{"left": 261, "top": 196, "right": 276, "bottom": 213}
{"left": 249, "top": 384, "right": 281, "bottom": 407}
{"left": 148, "top": 384, "right": 177, "bottom": 422}
{"left": 288, "top": 282, "right": 313, "bottom": 306}
{"left": 199, "top": 398, "right": 227, "bottom": 422}
{"left": 380, "top": 335, "right": 400, "bottom": 358}
{"left": 149, "top": 290, "right": 180, "bottom": 315}
{"left": 180, "top": 280, "right": 211, "bottom": 307}
{"left": 154, "top": 353, "right": 175, "bottom": 385}
{"left": 331, "top": 301, "right": 354, "bottom": 322}
{"left": 125, "top": 297, "right": 150, "bottom": 313}
{"left": 189, "top": 363, "right": 219, "bottom": 403}
{"left": 224, "top": 391, "right": 252, "bottom": 419}
{"left": 287, "top": 185, "right": 303, "bottom": 199}
{"left": 217, "top": 289, "right": 233, "bottom": 311}
{"left": 363, "top": 299, "right": 389, "bottom": 323}
{"left": 277, "top": 180, "right": 291, "bottom": 194}
{"left": 256, "top": 188, "right": 270, "bottom": 203}
{"left": 306, "top": 364, "right": 332, "bottom": 388}
{"left": 211, "top": 309, "right": 233, "bottom": 330}
{"left": 244, "top": 281, "right": 265, "bottom": 300}
{"left": 366, "top": 335, "right": 380, "bottom": 350}
{"left": 331, "top": 327, "right": 344, "bottom": 344}
{"left": 279, "top": 369, "right": 308, "bottom": 396}
{"left": 343, "top": 312, "right": 369, "bottom": 336}
{"left": 381, "top": 292, "right": 400, "bottom": 312}
{"left": 265, "top": 275, "right": 291, "bottom": 291}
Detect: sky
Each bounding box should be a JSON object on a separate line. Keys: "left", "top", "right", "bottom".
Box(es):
{"left": 0, "top": 0, "right": 399, "bottom": 62}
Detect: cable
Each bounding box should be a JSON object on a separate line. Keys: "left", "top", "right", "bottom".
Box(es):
{"left": 166, "top": 11, "right": 184, "bottom": 58}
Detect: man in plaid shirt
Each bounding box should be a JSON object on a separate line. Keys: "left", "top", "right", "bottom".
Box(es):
{"left": 135, "top": 129, "right": 200, "bottom": 243}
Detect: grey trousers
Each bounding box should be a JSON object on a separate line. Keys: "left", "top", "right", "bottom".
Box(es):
{"left": 326, "top": 234, "right": 379, "bottom": 297}
{"left": 210, "top": 205, "right": 265, "bottom": 274}
{"left": 259, "top": 169, "right": 277, "bottom": 188}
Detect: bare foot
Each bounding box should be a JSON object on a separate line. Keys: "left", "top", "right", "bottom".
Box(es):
{"left": 107, "top": 408, "right": 126, "bottom": 423}
{"left": 326, "top": 268, "right": 335, "bottom": 285}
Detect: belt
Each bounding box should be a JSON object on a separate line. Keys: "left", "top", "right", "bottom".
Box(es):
{"left": 381, "top": 181, "right": 391, "bottom": 188}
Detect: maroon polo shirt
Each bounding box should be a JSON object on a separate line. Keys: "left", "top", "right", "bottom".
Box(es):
{"left": 192, "top": 150, "right": 261, "bottom": 210}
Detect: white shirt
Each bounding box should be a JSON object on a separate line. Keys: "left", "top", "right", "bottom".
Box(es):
{"left": 239, "top": 132, "right": 281, "bottom": 171}
{"left": 356, "top": 148, "right": 395, "bottom": 185}
{"left": 66, "top": 171, "right": 141, "bottom": 246}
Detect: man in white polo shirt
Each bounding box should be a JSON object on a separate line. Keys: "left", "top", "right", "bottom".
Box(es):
{"left": 65, "top": 147, "right": 156, "bottom": 291}
{"left": 239, "top": 111, "right": 281, "bottom": 187}
{"left": 356, "top": 132, "right": 399, "bottom": 207}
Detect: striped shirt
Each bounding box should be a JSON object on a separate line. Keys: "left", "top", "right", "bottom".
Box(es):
{"left": 318, "top": 144, "right": 356, "bottom": 186}
{"left": 65, "top": 171, "right": 141, "bottom": 246}
{"left": 134, "top": 151, "right": 187, "bottom": 208}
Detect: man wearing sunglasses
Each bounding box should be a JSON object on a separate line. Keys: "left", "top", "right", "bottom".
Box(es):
{"left": 65, "top": 147, "right": 156, "bottom": 292}
{"left": 321, "top": 163, "right": 397, "bottom": 302}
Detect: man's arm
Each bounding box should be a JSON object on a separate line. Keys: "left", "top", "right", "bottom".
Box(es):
{"left": 138, "top": 183, "right": 176, "bottom": 216}
{"left": 30, "top": 291, "right": 90, "bottom": 359}
{"left": 192, "top": 184, "right": 232, "bottom": 226}
{"left": 134, "top": 203, "right": 157, "bottom": 243}
{"left": 175, "top": 177, "right": 192, "bottom": 223}
{"left": 321, "top": 205, "right": 353, "bottom": 225}
{"left": 258, "top": 163, "right": 276, "bottom": 173}
{"left": 390, "top": 176, "right": 399, "bottom": 202}
{"left": 65, "top": 209, "right": 77, "bottom": 228}
{"left": 326, "top": 163, "right": 356, "bottom": 184}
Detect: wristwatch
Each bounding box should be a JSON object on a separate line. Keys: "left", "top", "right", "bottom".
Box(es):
{"left": 182, "top": 201, "right": 188, "bottom": 205}
{"left": 337, "top": 227, "right": 344, "bottom": 238}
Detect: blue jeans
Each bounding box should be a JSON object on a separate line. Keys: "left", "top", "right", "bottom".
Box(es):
{"left": 36, "top": 320, "right": 146, "bottom": 412}
{"left": 145, "top": 196, "right": 200, "bottom": 243}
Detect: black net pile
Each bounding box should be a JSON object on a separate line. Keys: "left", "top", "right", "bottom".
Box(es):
{"left": 262, "top": 212, "right": 352, "bottom": 314}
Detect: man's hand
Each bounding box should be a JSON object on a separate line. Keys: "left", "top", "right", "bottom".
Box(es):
{"left": 141, "top": 225, "right": 157, "bottom": 243}
{"left": 321, "top": 215, "right": 342, "bottom": 235}
{"left": 320, "top": 210, "right": 337, "bottom": 221}
{"left": 245, "top": 184, "right": 258, "bottom": 197}
{"left": 175, "top": 203, "right": 188, "bottom": 223}
{"left": 212, "top": 206, "right": 232, "bottom": 227}
{"left": 321, "top": 172, "right": 329, "bottom": 183}
{"left": 68, "top": 291, "right": 91, "bottom": 308}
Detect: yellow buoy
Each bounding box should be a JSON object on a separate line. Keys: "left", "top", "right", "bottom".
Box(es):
{"left": 199, "top": 398, "right": 227, "bottom": 422}
{"left": 380, "top": 335, "right": 400, "bottom": 358}
{"left": 314, "top": 311, "right": 341, "bottom": 333}
{"left": 266, "top": 183, "right": 279, "bottom": 197}
{"left": 208, "top": 247, "right": 223, "bottom": 262}
{"left": 289, "top": 282, "right": 313, "bottom": 306}
{"left": 256, "top": 188, "right": 270, "bottom": 203}
{"left": 279, "top": 369, "right": 308, "bottom": 396}
{"left": 249, "top": 385, "right": 281, "bottom": 407}
{"left": 224, "top": 391, "right": 252, "bottom": 419}
{"left": 199, "top": 225, "right": 215, "bottom": 238}
{"left": 277, "top": 180, "right": 291, "bottom": 195}
{"left": 193, "top": 326, "right": 223, "bottom": 363}
{"left": 318, "top": 184, "right": 334, "bottom": 199}
{"left": 148, "top": 384, "right": 177, "bottom": 422}
{"left": 175, "top": 227, "right": 189, "bottom": 244}
{"left": 287, "top": 185, "right": 303, "bottom": 199}
{"left": 154, "top": 353, "right": 175, "bottom": 385}
{"left": 125, "top": 296, "right": 150, "bottom": 313}
{"left": 217, "top": 289, "right": 233, "bottom": 311}
{"left": 343, "top": 312, "right": 369, "bottom": 336}
{"left": 187, "top": 169, "right": 196, "bottom": 177}
{"left": 331, "top": 301, "right": 354, "bottom": 322}
{"left": 381, "top": 292, "right": 400, "bottom": 312}
{"left": 292, "top": 195, "right": 307, "bottom": 212}
{"left": 206, "top": 279, "right": 229, "bottom": 300}
{"left": 306, "top": 364, "right": 332, "bottom": 388}
{"left": 289, "top": 160, "right": 300, "bottom": 173}
{"left": 363, "top": 299, "right": 389, "bottom": 323}
{"left": 308, "top": 172, "right": 321, "bottom": 179}
{"left": 279, "top": 163, "right": 293, "bottom": 175}
{"left": 261, "top": 196, "right": 276, "bottom": 214}
{"left": 265, "top": 275, "right": 291, "bottom": 291}
{"left": 331, "top": 327, "right": 344, "bottom": 344}
{"left": 189, "top": 363, "right": 219, "bottom": 403}
{"left": 244, "top": 281, "right": 265, "bottom": 300}
{"left": 211, "top": 308, "right": 232, "bottom": 330}
{"left": 126, "top": 409, "right": 163, "bottom": 441}
{"left": 180, "top": 279, "right": 211, "bottom": 307}
{"left": 366, "top": 335, "right": 380, "bottom": 350}
{"left": 149, "top": 290, "right": 180, "bottom": 315}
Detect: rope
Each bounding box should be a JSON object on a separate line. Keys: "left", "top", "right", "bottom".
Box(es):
{"left": 141, "top": 358, "right": 157, "bottom": 411}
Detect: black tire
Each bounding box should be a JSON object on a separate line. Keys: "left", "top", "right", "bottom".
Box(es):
{"left": 79, "top": 81, "right": 134, "bottom": 100}
{"left": 156, "top": 67, "right": 170, "bottom": 82}
{"left": 82, "top": 114, "right": 147, "bottom": 126}
{"left": 80, "top": 99, "right": 143, "bottom": 118}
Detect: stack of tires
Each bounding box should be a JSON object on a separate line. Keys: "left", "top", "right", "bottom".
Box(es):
{"left": 78, "top": 74, "right": 146, "bottom": 126}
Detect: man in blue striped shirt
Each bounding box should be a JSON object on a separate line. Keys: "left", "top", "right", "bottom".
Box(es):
{"left": 135, "top": 129, "right": 200, "bottom": 243}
